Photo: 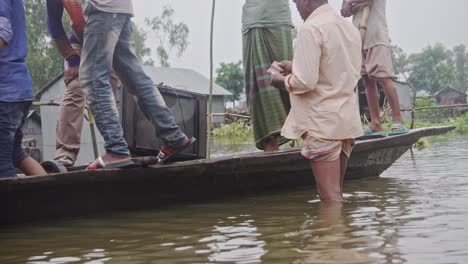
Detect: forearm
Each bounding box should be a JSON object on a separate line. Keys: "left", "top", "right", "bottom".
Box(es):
{"left": 53, "top": 36, "right": 80, "bottom": 65}
{"left": 285, "top": 74, "right": 317, "bottom": 95}
{"left": 0, "top": 38, "right": 5, "bottom": 49}
{"left": 47, "top": 0, "right": 79, "bottom": 63}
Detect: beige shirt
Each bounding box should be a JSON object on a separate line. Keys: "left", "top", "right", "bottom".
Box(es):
{"left": 353, "top": 0, "right": 390, "bottom": 50}
{"left": 281, "top": 4, "right": 363, "bottom": 141}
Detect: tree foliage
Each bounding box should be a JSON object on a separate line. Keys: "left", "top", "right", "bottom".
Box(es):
{"left": 401, "top": 44, "right": 457, "bottom": 95}
{"left": 215, "top": 61, "right": 244, "bottom": 107}
{"left": 453, "top": 44, "right": 468, "bottom": 91}
{"left": 24, "top": 0, "right": 64, "bottom": 92}
{"left": 145, "top": 5, "right": 189, "bottom": 67}
{"left": 391, "top": 44, "right": 409, "bottom": 75}
{"left": 132, "top": 23, "right": 154, "bottom": 66}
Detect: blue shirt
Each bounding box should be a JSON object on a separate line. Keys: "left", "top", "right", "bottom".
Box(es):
{"left": 0, "top": 0, "right": 34, "bottom": 102}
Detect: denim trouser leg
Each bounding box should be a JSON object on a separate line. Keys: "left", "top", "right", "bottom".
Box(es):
{"left": 0, "top": 102, "right": 31, "bottom": 178}
{"left": 80, "top": 10, "right": 129, "bottom": 157}
{"left": 112, "top": 18, "right": 186, "bottom": 147}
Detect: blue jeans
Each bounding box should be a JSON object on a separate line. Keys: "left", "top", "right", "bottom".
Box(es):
{"left": 0, "top": 101, "right": 31, "bottom": 178}
{"left": 80, "top": 7, "right": 186, "bottom": 157}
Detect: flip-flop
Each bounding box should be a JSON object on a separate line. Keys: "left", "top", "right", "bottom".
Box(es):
{"left": 363, "top": 127, "right": 387, "bottom": 136}
{"left": 388, "top": 123, "right": 410, "bottom": 136}
{"left": 157, "top": 137, "right": 197, "bottom": 164}
{"left": 87, "top": 156, "right": 135, "bottom": 170}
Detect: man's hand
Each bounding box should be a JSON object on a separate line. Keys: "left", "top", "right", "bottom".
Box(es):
{"left": 271, "top": 72, "right": 286, "bottom": 90}
{"left": 0, "top": 39, "right": 5, "bottom": 49}
{"left": 278, "top": 60, "right": 292, "bottom": 76}
{"left": 341, "top": 1, "right": 353, "bottom": 17}
{"left": 64, "top": 65, "right": 79, "bottom": 85}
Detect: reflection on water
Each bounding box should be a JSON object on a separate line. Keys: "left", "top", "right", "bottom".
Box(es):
{"left": 0, "top": 134, "right": 467, "bottom": 264}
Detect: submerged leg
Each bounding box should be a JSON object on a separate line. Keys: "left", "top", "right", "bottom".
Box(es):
{"left": 310, "top": 159, "right": 343, "bottom": 203}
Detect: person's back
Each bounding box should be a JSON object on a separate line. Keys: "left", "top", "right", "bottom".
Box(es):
{"left": 242, "top": 0, "right": 291, "bottom": 33}
{"left": 281, "top": 4, "right": 362, "bottom": 140}
{"left": 352, "top": 0, "right": 390, "bottom": 50}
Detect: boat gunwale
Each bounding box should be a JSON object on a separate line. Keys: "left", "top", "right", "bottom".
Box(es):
{"left": 0, "top": 126, "right": 456, "bottom": 189}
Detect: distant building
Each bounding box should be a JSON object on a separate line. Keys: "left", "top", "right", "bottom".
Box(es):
{"left": 434, "top": 87, "right": 467, "bottom": 105}
{"left": 36, "top": 67, "right": 231, "bottom": 165}
{"left": 416, "top": 90, "right": 431, "bottom": 98}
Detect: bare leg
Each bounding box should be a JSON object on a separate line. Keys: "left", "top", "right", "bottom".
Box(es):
{"left": 363, "top": 75, "right": 384, "bottom": 132}
{"left": 339, "top": 153, "right": 349, "bottom": 196}
{"left": 378, "top": 78, "right": 404, "bottom": 127}
{"left": 263, "top": 137, "right": 279, "bottom": 152}
{"left": 310, "top": 159, "right": 342, "bottom": 203}
{"left": 18, "top": 157, "right": 47, "bottom": 176}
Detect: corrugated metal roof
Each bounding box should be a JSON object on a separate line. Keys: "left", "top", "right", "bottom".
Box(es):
{"left": 143, "top": 66, "right": 232, "bottom": 96}
{"left": 35, "top": 67, "right": 232, "bottom": 98}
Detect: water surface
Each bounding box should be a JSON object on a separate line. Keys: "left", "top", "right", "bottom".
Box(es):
{"left": 0, "top": 134, "right": 467, "bottom": 264}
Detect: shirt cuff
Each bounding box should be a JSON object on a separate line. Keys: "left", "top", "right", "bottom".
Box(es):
{"left": 0, "top": 16, "right": 13, "bottom": 44}
{"left": 284, "top": 74, "right": 292, "bottom": 92}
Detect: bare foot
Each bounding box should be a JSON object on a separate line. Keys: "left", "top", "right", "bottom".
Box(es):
{"left": 368, "top": 122, "right": 384, "bottom": 132}
{"left": 263, "top": 137, "right": 279, "bottom": 152}
{"left": 100, "top": 152, "right": 130, "bottom": 164}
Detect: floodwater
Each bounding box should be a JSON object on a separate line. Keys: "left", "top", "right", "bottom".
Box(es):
{"left": 1, "top": 134, "right": 467, "bottom": 264}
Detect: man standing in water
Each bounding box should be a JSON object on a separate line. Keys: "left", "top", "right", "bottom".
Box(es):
{"left": 242, "top": 0, "right": 293, "bottom": 152}
{"left": 79, "top": 0, "right": 195, "bottom": 169}
{"left": 270, "top": 0, "right": 363, "bottom": 202}
{"left": 0, "top": 0, "right": 47, "bottom": 178}
{"left": 342, "top": 0, "right": 409, "bottom": 136}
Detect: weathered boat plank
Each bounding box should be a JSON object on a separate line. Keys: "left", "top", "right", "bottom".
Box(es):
{"left": 0, "top": 126, "right": 455, "bottom": 225}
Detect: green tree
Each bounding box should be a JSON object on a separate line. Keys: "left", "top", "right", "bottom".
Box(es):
{"left": 132, "top": 23, "right": 154, "bottom": 66}
{"left": 215, "top": 61, "right": 244, "bottom": 107}
{"left": 391, "top": 44, "right": 410, "bottom": 75}
{"left": 145, "top": 5, "right": 189, "bottom": 67}
{"left": 408, "top": 43, "right": 456, "bottom": 95}
{"left": 24, "top": 0, "right": 64, "bottom": 92}
{"left": 453, "top": 44, "right": 468, "bottom": 92}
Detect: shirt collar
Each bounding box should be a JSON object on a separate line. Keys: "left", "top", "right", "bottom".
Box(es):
{"left": 305, "top": 3, "right": 333, "bottom": 22}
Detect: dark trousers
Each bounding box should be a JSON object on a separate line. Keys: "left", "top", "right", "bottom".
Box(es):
{"left": 0, "top": 101, "right": 31, "bottom": 178}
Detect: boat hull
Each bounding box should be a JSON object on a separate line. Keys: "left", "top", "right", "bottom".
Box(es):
{"left": 0, "top": 126, "right": 455, "bottom": 225}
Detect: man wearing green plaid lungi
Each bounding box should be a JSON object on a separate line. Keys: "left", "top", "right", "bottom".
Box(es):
{"left": 242, "top": 0, "right": 293, "bottom": 151}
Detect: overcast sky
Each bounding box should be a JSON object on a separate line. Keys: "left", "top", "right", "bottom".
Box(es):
{"left": 133, "top": 0, "right": 468, "bottom": 77}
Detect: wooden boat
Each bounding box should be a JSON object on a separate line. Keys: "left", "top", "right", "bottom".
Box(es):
{"left": 0, "top": 126, "right": 455, "bottom": 225}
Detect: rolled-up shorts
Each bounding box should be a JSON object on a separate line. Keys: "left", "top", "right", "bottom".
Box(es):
{"left": 301, "top": 133, "right": 355, "bottom": 162}
{"left": 361, "top": 45, "right": 395, "bottom": 79}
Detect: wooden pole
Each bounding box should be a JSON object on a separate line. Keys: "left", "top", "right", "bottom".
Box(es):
{"left": 87, "top": 109, "right": 99, "bottom": 160}
{"left": 359, "top": 6, "right": 371, "bottom": 47}
{"left": 207, "top": 0, "right": 216, "bottom": 159}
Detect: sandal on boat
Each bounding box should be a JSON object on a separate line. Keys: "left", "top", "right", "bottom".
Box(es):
{"left": 363, "top": 127, "right": 387, "bottom": 136}
{"left": 87, "top": 156, "right": 135, "bottom": 170}
{"left": 157, "top": 137, "right": 196, "bottom": 164}
{"left": 388, "top": 123, "right": 409, "bottom": 136}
